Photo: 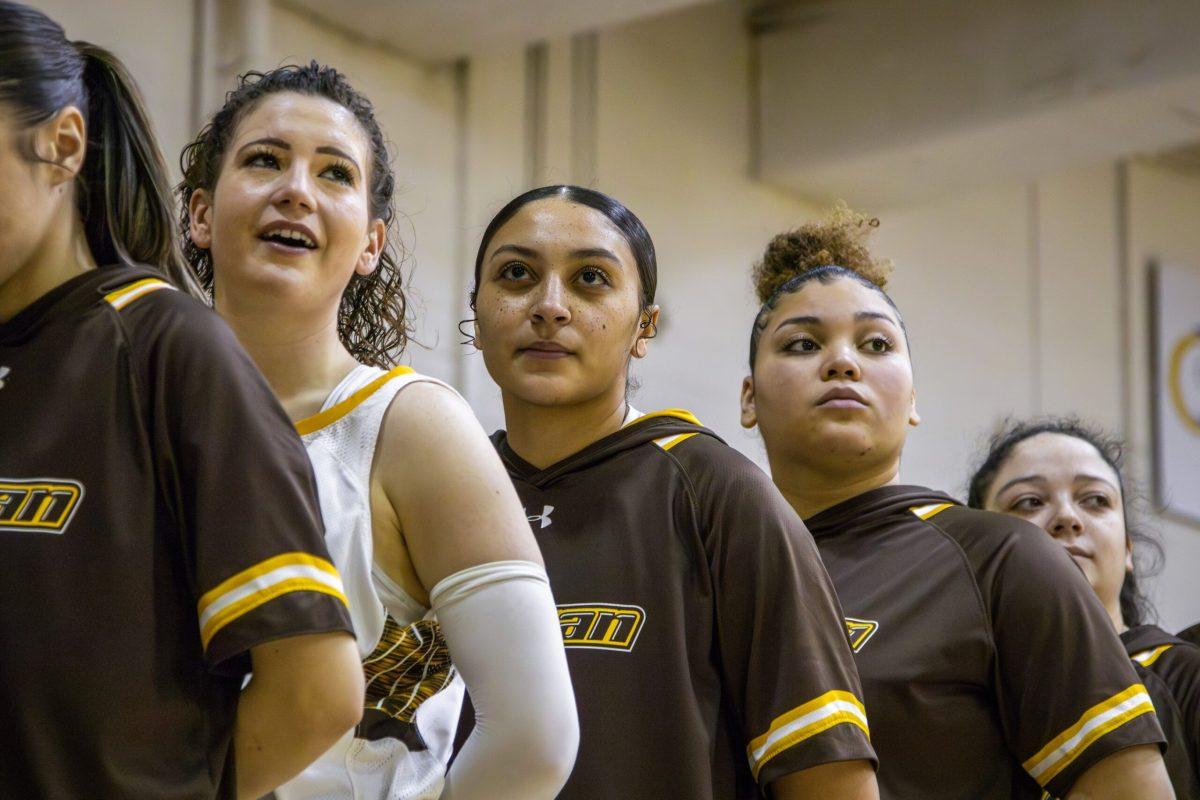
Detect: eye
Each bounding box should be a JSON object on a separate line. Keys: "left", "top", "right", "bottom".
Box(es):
{"left": 320, "top": 161, "right": 355, "bottom": 185}
{"left": 1081, "top": 493, "right": 1112, "bottom": 509}
{"left": 499, "top": 261, "right": 533, "bottom": 282}
{"left": 863, "top": 335, "right": 894, "bottom": 353}
{"left": 243, "top": 149, "right": 280, "bottom": 169}
{"left": 577, "top": 267, "right": 611, "bottom": 287}
{"left": 1010, "top": 496, "right": 1044, "bottom": 512}
{"left": 783, "top": 336, "right": 819, "bottom": 353}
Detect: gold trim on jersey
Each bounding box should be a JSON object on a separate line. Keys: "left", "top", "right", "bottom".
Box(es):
{"left": 1022, "top": 683, "right": 1155, "bottom": 785}
{"left": 362, "top": 615, "right": 455, "bottom": 722}
{"left": 0, "top": 478, "right": 84, "bottom": 534}
{"left": 197, "top": 552, "right": 348, "bottom": 648}
{"left": 910, "top": 502, "right": 954, "bottom": 520}
{"left": 295, "top": 366, "right": 416, "bottom": 436}
{"left": 623, "top": 408, "right": 702, "bottom": 429}
{"left": 103, "top": 278, "right": 174, "bottom": 310}
{"left": 747, "top": 690, "right": 870, "bottom": 780}
{"left": 1131, "top": 644, "right": 1173, "bottom": 667}
{"left": 654, "top": 432, "right": 698, "bottom": 451}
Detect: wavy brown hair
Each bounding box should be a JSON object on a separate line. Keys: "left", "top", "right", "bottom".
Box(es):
{"left": 178, "top": 62, "right": 410, "bottom": 366}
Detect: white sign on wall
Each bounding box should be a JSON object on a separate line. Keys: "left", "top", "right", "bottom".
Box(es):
{"left": 1153, "top": 262, "right": 1200, "bottom": 524}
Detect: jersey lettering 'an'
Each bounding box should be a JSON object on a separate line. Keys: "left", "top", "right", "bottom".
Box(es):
{"left": 491, "top": 410, "right": 876, "bottom": 799}
{"left": 0, "top": 478, "right": 84, "bottom": 534}
{"left": 806, "top": 484, "right": 1165, "bottom": 800}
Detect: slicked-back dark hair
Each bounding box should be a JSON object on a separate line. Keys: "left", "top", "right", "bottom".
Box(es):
{"left": 469, "top": 184, "right": 657, "bottom": 311}
{"left": 179, "top": 62, "right": 409, "bottom": 367}
{"left": 967, "top": 417, "right": 1162, "bottom": 627}
{"left": 0, "top": 0, "right": 201, "bottom": 296}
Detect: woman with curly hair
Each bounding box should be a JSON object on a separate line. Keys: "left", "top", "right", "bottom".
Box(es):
{"left": 467, "top": 184, "right": 879, "bottom": 800}
{"left": 738, "top": 206, "right": 1172, "bottom": 799}
{"left": 969, "top": 418, "right": 1200, "bottom": 797}
{"left": 180, "top": 63, "right": 577, "bottom": 800}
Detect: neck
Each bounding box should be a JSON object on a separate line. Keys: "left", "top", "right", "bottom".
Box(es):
{"left": 770, "top": 454, "right": 901, "bottom": 520}
{"left": 0, "top": 206, "right": 96, "bottom": 323}
{"left": 217, "top": 288, "right": 359, "bottom": 421}
{"left": 502, "top": 383, "right": 629, "bottom": 470}
{"left": 1107, "top": 599, "right": 1129, "bottom": 635}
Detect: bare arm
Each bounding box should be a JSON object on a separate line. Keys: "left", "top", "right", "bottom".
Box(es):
{"left": 377, "top": 381, "right": 542, "bottom": 595}
{"left": 771, "top": 761, "right": 879, "bottom": 800}
{"left": 234, "top": 631, "right": 363, "bottom": 800}
{"left": 1065, "top": 745, "right": 1174, "bottom": 800}
{"left": 377, "top": 383, "right": 576, "bottom": 798}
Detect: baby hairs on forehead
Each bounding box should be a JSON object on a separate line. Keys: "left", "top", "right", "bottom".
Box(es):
{"left": 747, "top": 204, "right": 904, "bottom": 371}
{"left": 469, "top": 185, "right": 657, "bottom": 313}
{"left": 177, "top": 61, "right": 410, "bottom": 367}
{"left": 966, "top": 416, "right": 1163, "bottom": 627}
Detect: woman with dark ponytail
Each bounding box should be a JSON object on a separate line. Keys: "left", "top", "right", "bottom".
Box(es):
{"left": 0, "top": 3, "right": 367, "bottom": 798}
{"left": 969, "top": 418, "right": 1200, "bottom": 797}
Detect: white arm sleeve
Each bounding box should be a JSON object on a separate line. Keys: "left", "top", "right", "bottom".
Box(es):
{"left": 431, "top": 560, "right": 578, "bottom": 799}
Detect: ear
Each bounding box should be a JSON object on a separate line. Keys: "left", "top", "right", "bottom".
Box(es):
{"left": 1124, "top": 537, "right": 1134, "bottom": 574}
{"left": 356, "top": 218, "right": 386, "bottom": 277}
{"left": 188, "top": 188, "right": 214, "bottom": 250}
{"left": 37, "top": 105, "right": 87, "bottom": 187}
{"left": 631, "top": 304, "right": 660, "bottom": 359}
{"left": 740, "top": 375, "right": 758, "bottom": 429}
{"left": 908, "top": 386, "right": 921, "bottom": 427}
{"left": 472, "top": 318, "right": 483, "bottom": 352}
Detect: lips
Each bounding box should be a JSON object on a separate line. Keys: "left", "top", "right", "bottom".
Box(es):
{"left": 258, "top": 221, "right": 318, "bottom": 250}
{"left": 519, "top": 341, "right": 573, "bottom": 360}
{"left": 816, "top": 386, "right": 868, "bottom": 407}
{"left": 1064, "top": 545, "right": 1092, "bottom": 560}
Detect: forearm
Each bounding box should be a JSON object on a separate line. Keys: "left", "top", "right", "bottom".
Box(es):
{"left": 435, "top": 561, "right": 578, "bottom": 799}
{"left": 1065, "top": 745, "right": 1174, "bottom": 800}
{"left": 234, "top": 633, "right": 363, "bottom": 800}
{"left": 771, "top": 760, "right": 879, "bottom": 800}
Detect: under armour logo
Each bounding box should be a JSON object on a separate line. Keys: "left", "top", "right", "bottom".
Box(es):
{"left": 0, "top": 366, "right": 9, "bottom": 390}
{"left": 527, "top": 505, "right": 554, "bottom": 529}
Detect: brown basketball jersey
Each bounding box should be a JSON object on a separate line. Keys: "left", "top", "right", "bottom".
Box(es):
{"left": 805, "top": 485, "right": 1165, "bottom": 799}
{"left": 492, "top": 410, "right": 876, "bottom": 799}
{"left": 1123, "top": 625, "right": 1200, "bottom": 796}
{"left": 0, "top": 266, "right": 353, "bottom": 798}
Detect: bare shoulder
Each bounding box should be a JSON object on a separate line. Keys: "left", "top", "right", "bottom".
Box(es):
{"left": 377, "top": 379, "right": 496, "bottom": 468}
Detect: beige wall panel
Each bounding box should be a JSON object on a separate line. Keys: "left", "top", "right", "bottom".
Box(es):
{"left": 27, "top": 0, "right": 196, "bottom": 180}
{"left": 1126, "top": 161, "right": 1200, "bottom": 632}
{"left": 1035, "top": 165, "right": 1123, "bottom": 428}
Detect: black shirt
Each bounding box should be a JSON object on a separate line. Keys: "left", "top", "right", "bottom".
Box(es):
{"left": 0, "top": 266, "right": 353, "bottom": 798}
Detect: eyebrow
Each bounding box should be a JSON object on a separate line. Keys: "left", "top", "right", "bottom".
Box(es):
{"left": 772, "top": 310, "right": 899, "bottom": 334}
{"left": 488, "top": 244, "right": 622, "bottom": 263}
{"left": 236, "top": 137, "right": 361, "bottom": 171}
{"left": 995, "top": 472, "right": 1120, "bottom": 497}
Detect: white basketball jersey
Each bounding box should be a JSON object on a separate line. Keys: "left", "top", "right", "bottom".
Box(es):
{"left": 276, "top": 365, "right": 465, "bottom": 800}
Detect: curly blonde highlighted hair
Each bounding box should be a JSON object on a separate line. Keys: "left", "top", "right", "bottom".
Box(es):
{"left": 748, "top": 203, "right": 902, "bottom": 369}
{"left": 752, "top": 203, "right": 893, "bottom": 304}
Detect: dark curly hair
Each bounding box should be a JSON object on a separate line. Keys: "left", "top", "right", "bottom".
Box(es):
{"left": 178, "top": 62, "right": 409, "bottom": 366}
{"left": 748, "top": 203, "right": 902, "bottom": 370}
{"left": 967, "top": 417, "right": 1163, "bottom": 627}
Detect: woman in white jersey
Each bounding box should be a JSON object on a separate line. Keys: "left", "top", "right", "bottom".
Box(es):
{"left": 180, "top": 63, "right": 578, "bottom": 799}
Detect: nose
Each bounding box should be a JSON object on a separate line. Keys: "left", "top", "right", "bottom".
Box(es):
{"left": 530, "top": 275, "right": 571, "bottom": 327}
{"left": 1048, "top": 502, "right": 1085, "bottom": 539}
{"left": 822, "top": 344, "right": 861, "bottom": 381}
{"left": 272, "top": 163, "right": 316, "bottom": 213}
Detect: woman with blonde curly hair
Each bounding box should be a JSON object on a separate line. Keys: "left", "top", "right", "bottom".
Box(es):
{"left": 739, "top": 206, "right": 1172, "bottom": 799}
